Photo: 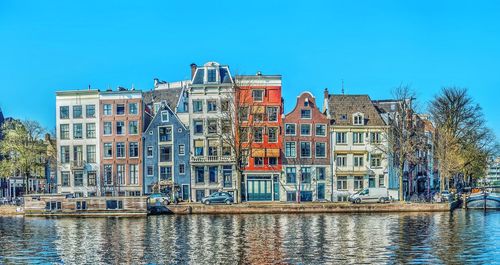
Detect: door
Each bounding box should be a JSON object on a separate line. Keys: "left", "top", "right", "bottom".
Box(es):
{"left": 317, "top": 183, "right": 325, "bottom": 200}
{"left": 182, "top": 185, "right": 189, "bottom": 201}
{"left": 247, "top": 179, "right": 272, "bottom": 201}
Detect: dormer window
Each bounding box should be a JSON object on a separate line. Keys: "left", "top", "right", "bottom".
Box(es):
{"left": 301, "top": 109, "right": 311, "bottom": 119}
{"left": 353, "top": 113, "right": 364, "bottom": 125}
{"left": 207, "top": 69, "right": 217, "bottom": 83}
{"left": 340, "top": 114, "right": 348, "bottom": 120}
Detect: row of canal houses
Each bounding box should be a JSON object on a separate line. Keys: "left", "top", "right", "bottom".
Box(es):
{"left": 55, "top": 61, "right": 400, "bottom": 202}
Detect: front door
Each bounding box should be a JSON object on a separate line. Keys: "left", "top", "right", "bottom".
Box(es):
{"left": 317, "top": 183, "right": 325, "bottom": 200}
{"left": 247, "top": 177, "right": 272, "bottom": 201}
{"left": 182, "top": 185, "right": 189, "bottom": 201}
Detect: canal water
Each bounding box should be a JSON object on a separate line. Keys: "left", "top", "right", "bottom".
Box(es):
{"left": 0, "top": 210, "right": 499, "bottom": 264}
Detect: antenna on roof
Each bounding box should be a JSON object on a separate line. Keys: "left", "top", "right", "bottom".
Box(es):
{"left": 341, "top": 79, "right": 345, "bottom": 95}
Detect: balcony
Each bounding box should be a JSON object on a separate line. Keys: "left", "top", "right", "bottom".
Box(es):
{"left": 191, "top": 155, "right": 235, "bottom": 163}
{"left": 70, "top": 160, "right": 86, "bottom": 170}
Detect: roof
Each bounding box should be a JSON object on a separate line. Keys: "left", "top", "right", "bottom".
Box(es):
{"left": 191, "top": 62, "right": 233, "bottom": 85}
{"left": 143, "top": 87, "right": 183, "bottom": 110}
{"left": 327, "top": 94, "right": 386, "bottom": 126}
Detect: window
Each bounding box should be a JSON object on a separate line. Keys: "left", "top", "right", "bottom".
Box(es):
{"left": 74, "top": 171, "right": 83, "bottom": 186}
{"left": 337, "top": 176, "right": 347, "bottom": 190}
{"left": 241, "top": 127, "right": 249, "bottom": 142}
{"left": 353, "top": 132, "right": 364, "bottom": 144}
{"left": 116, "top": 121, "right": 124, "bottom": 135}
{"left": 354, "top": 176, "right": 364, "bottom": 190}
{"left": 315, "top": 124, "right": 326, "bottom": 136}
{"left": 60, "top": 124, "right": 69, "bottom": 140}
{"left": 222, "top": 145, "right": 231, "bottom": 156}
{"left": 76, "top": 201, "right": 87, "bottom": 210}
{"left": 287, "top": 192, "right": 297, "bottom": 202}
{"left": 86, "top": 145, "right": 96, "bottom": 163}
{"left": 195, "top": 167, "right": 204, "bottom": 183}
{"left": 285, "top": 142, "right": 296, "bottom": 157}
{"left": 130, "top": 164, "right": 138, "bottom": 184}
{"left": 223, "top": 165, "right": 232, "bottom": 187}
{"left": 103, "top": 104, "right": 112, "bottom": 116}
{"left": 179, "top": 163, "right": 185, "bottom": 174}
{"left": 371, "top": 132, "right": 381, "bottom": 144}
{"left": 254, "top": 113, "right": 264, "bottom": 122}
{"left": 300, "top": 124, "right": 311, "bottom": 136}
{"left": 130, "top": 142, "right": 139, "bottom": 158}
{"left": 103, "top": 122, "right": 112, "bottom": 135}
{"left": 254, "top": 157, "right": 264, "bottom": 166}
{"left": 222, "top": 120, "right": 231, "bottom": 134}
{"left": 266, "top": 107, "right": 278, "bottom": 122}
{"left": 354, "top": 155, "right": 364, "bottom": 167}
{"left": 161, "top": 111, "right": 169, "bottom": 122}
{"left": 254, "top": 127, "right": 263, "bottom": 143}
{"left": 207, "top": 119, "right": 218, "bottom": 134}
{"left": 208, "top": 140, "right": 218, "bottom": 156}
{"left": 239, "top": 107, "right": 249, "bottom": 121}
{"left": 193, "top": 100, "right": 203, "bottom": 113}
{"left": 62, "top": 172, "right": 70, "bottom": 187}
{"left": 87, "top": 171, "right": 96, "bottom": 186}
{"left": 159, "top": 145, "right": 172, "bottom": 162}
{"left": 60, "top": 146, "right": 70, "bottom": 163}
{"left": 160, "top": 166, "right": 169, "bottom": 180}
{"left": 209, "top": 166, "right": 218, "bottom": 183}
{"left": 116, "top": 104, "right": 125, "bottom": 115}
{"left": 179, "top": 144, "right": 185, "bottom": 156}
{"left": 106, "top": 200, "right": 123, "bottom": 210}
{"left": 116, "top": 142, "right": 125, "bottom": 158}
{"left": 252, "top": 90, "right": 264, "bottom": 101}
{"left": 73, "top": 105, "right": 82, "bottom": 118}
{"left": 285, "top": 124, "right": 296, "bottom": 135}
{"left": 129, "top": 121, "right": 138, "bottom": 135}
{"left": 268, "top": 127, "right": 278, "bottom": 143}
{"left": 369, "top": 176, "right": 376, "bottom": 188}
{"left": 336, "top": 155, "right": 347, "bottom": 167}
{"left": 301, "top": 167, "right": 311, "bottom": 183}
{"left": 371, "top": 154, "right": 382, "bottom": 167}
{"left": 194, "top": 140, "right": 204, "bottom": 156}
{"left": 146, "top": 146, "right": 153, "bottom": 157}
{"left": 300, "top": 142, "right": 311, "bottom": 158}
{"left": 286, "top": 167, "right": 296, "bottom": 183}
{"left": 103, "top": 143, "right": 112, "bottom": 158}
{"left": 379, "top": 175, "right": 385, "bottom": 187}
{"left": 60, "top": 106, "right": 69, "bottom": 119}
{"left": 301, "top": 109, "right": 311, "bottom": 119}
{"left": 354, "top": 114, "right": 363, "bottom": 125}
{"left": 207, "top": 100, "right": 217, "bottom": 112}
{"left": 315, "top": 142, "right": 326, "bottom": 158}
{"left": 221, "top": 100, "right": 229, "bottom": 111}
{"left": 269, "top": 157, "right": 277, "bottom": 166}
{"left": 104, "top": 164, "right": 113, "bottom": 185}
{"left": 207, "top": 69, "right": 217, "bottom": 82}
{"left": 129, "top": 103, "right": 138, "bottom": 115}
{"left": 194, "top": 120, "right": 203, "bottom": 134}
{"left": 159, "top": 127, "right": 172, "bottom": 142}
{"left": 86, "top": 105, "right": 95, "bottom": 118}
{"left": 117, "top": 164, "right": 125, "bottom": 185}
{"left": 317, "top": 167, "right": 326, "bottom": 180}
{"left": 73, "top": 124, "right": 83, "bottom": 139}
{"left": 73, "top": 145, "right": 83, "bottom": 162}
{"left": 147, "top": 166, "right": 153, "bottom": 176}
{"left": 86, "top": 123, "right": 96, "bottom": 138}
{"left": 336, "top": 132, "right": 346, "bottom": 144}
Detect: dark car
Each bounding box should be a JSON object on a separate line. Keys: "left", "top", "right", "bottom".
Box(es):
{"left": 201, "top": 192, "right": 234, "bottom": 205}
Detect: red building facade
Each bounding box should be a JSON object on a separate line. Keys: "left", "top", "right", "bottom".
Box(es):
{"left": 236, "top": 73, "right": 283, "bottom": 201}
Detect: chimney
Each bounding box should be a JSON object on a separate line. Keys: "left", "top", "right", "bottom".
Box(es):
{"left": 154, "top": 78, "right": 159, "bottom": 88}
{"left": 190, "top": 63, "right": 197, "bottom": 79}
{"left": 323, "top": 87, "right": 329, "bottom": 100}
{"left": 323, "top": 88, "right": 330, "bottom": 115}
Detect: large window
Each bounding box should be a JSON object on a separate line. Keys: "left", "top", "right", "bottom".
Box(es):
{"left": 354, "top": 114, "right": 364, "bottom": 125}
{"left": 104, "top": 165, "right": 113, "bottom": 185}
{"left": 254, "top": 127, "right": 263, "bottom": 143}
{"left": 194, "top": 120, "right": 203, "bottom": 134}
{"left": 130, "top": 164, "right": 138, "bottom": 184}
{"left": 267, "top": 107, "right": 278, "bottom": 122}
{"left": 74, "top": 171, "right": 84, "bottom": 186}
{"left": 353, "top": 132, "right": 364, "bottom": 144}
{"left": 300, "top": 109, "right": 311, "bottom": 119}
{"left": 193, "top": 100, "right": 203, "bottom": 113}
{"left": 129, "top": 142, "right": 139, "bottom": 158}
{"left": 73, "top": 145, "right": 83, "bottom": 162}
{"left": 354, "top": 176, "right": 364, "bottom": 190}
{"left": 336, "top": 132, "right": 346, "bottom": 144}
{"left": 207, "top": 69, "right": 217, "bottom": 82}
{"left": 159, "top": 145, "right": 172, "bottom": 162}
{"left": 207, "top": 100, "right": 217, "bottom": 112}
{"left": 315, "top": 124, "right": 326, "bottom": 136}
{"left": 336, "top": 155, "right": 347, "bottom": 167}
{"left": 159, "top": 127, "right": 172, "bottom": 142}
{"left": 223, "top": 165, "right": 232, "bottom": 187}
{"left": 252, "top": 90, "right": 264, "bottom": 102}
{"left": 239, "top": 107, "right": 249, "bottom": 121}
{"left": 371, "top": 154, "right": 381, "bottom": 167}
{"left": 240, "top": 127, "right": 249, "bottom": 142}
{"left": 354, "top": 155, "right": 364, "bottom": 167}
{"left": 254, "top": 157, "right": 264, "bottom": 167}
{"left": 208, "top": 140, "right": 218, "bottom": 156}
{"left": 73, "top": 105, "right": 82, "bottom": 119}
{"left": 73, "top": 124, "right": 83, "bottom": 139}
{"left": 103, "top": 143, "right": 112, "bottom": 158}
{"left": 160, "top": 166, "right": 172, "bottom": 180}
{"left": 315, "top": 142, "right": 326, "bottom": 158}
{"left": 194, "top": 140, "right": 204, "bottom": 156}
{"left": 60, "top": 106, "right": 69, "bottom": 119}
{"left": 300, "top": 142, "right": 311, "bottom": 158}
{"left": 301, "top": 167, "right": 311, "bottom": 184}
{"left": 86, "top": 105, "right": 95, "bottom": 118}
{"left": 268, "top": 127, "right": 278, "bottom": 143}
{"left": 285, "top": 142, "right": 296, "bottom": 157}
{"left": 195, "top": 167, "right": 204, "bottom": 183}
{"left": 209, "top": 166, "right": 218, "bottom": 183}
{"left": 116, "top": 142, "right": 125, "bottom": 158}
{"left": 371, "top": 132, "right": 381, "bottom": 144}
{"left": 60, "top": 124, "right": 69, "bottom": 140}
{"left": 379, "top": 175, "right": 385, "bottom": 187}
{"left": 103, "top": 122, "right": 112, "bottom": 135}
{"left": 129, "top": 103, "right": 138, "bottom": 115}
{"left": 117, "top": 164, "right": 125, "bottom": 185}
{"left": 86, "top": 123, "right": 96, "bottom": 138}
{"left": 87, "top": 171, "right": 96, "bottom": 186}
{"left": 103, "top": 104, "right": 112, "bottom": 116}
{"left": 337, "top": 176, "right": 347, "bottom": 190}
{"left": 60, "top": 146, "right": 70, "bottom": 163}
{"left": 316, "top": 167, "right": 326, "bottom": 180}
{"left": 207, "top": 119, "right": 218, "bottom": 134}
{"left": 300, "top": 124, "right": 311, "bottom": 136}
{"left": 86, "top": 145, "right": 96, "bottom": 163}
{"left": 286, "top": 167, "right": 296, "bottom": 183}
{"left": 62, "top": 172, "right": 70, "bottom": 187}
{"left": 116, "top": 104, "right": 125, "bottom": 115}
{"left": 285, "top": 124, "right": 296, "bottom": 135}
{"left": 129, "top": 121, "right": 138, "bottom": 135}
{"left": 116, "top": 121, "right": 124, "bottom": 135}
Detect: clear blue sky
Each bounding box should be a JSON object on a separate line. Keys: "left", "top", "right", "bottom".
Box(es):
{"left": 1, "top": 0, "right": 499, "bottom": 137}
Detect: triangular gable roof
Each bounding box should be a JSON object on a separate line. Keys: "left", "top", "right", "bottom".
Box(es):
{"left": 327, "top": 94, "right": 386, "bottom": 126}
{"left": 143, "top": 101, "right": 188, "bottom": 133}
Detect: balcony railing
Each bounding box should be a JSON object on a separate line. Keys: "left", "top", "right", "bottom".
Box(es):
{"left": 191, "top": 155, "right": 235, "bottom": 163}
{"left": 70, "top": 160, "right": 86, "bottom": 170}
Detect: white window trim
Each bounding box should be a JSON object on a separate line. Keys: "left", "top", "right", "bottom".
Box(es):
{"left": 161, "top": 111, "right": 169, "bottom": 122}
{"left": 179, "top": 163, "right": 186, "bottom": 175}
{"left": 146, "top": 165, "right": 154, "bottom": 176}
{"left": 179, "top": 144, "right": 186, "bottom": 156}
{"left": 315, "top": 123, "right": 327, "bottom": 137}
{"left": 300, "top": 124, "right": 312, "bottom": 136}
{"left": 128, "top": 121, "right": 139, "bottom": 135}
{"left": 268, "top": 127, "right": 279, "bottom": 143}
{"left": 252, "top": 89, "right": 265, "bottom": 102}
{"left": 300, "top": 141, "right": 312, "bottom": 158}
{"left": 285, "top": 123, "right": 297, "bottom": 136}
{"left": 300, "top": 109, "right": 312, "bottom": 119}
{"left": 315, "top": 142, "right": 327, "bottom": 158}
{"left": 285, "top": 141, "right": 297, "bottom": 158}
{"left": 336, "top": 132, "right": 347, "bottom": 144}
{"left": 116, "top": 104, "right": 126, "bottom": 116}
{"left": 336, "top": 155, "right": 347, "bottom": 167}
{"left": 146, "top": 146, "right": 154, "bottom": 158}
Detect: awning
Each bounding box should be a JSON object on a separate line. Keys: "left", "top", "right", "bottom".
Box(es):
{"left": 252, "top": 106, "right": 265, "bottom": 114}
{"left": 251, "top": 148, "right": 280, "bottom": 157}
{"left": 266, "top": 148, "right": 280, "bottom": 157}
{"left": 251, "top": 148, "right": 265, "bottom": 157}
{"left": 194, "top": 140, "right": 204, "bottom": 147}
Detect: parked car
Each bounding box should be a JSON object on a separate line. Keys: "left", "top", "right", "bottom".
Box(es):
{"left": 201, "top": 192, "right": 234, "bottom": 205}
{"left": 349, "top": 188, "right": 393, "bottom": 204}
{"left": 148, "top": 193, "right": 171, "bottom": 206}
